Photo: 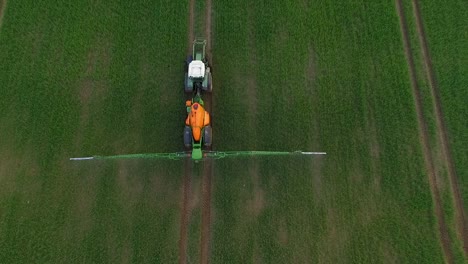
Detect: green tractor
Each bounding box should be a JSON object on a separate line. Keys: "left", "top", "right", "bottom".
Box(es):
{"left": 185, "top": 38, "right": 212, "bottom": 93}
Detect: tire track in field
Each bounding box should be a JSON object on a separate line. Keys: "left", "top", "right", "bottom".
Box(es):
{"left": 394, "top": 0, "right": 454, "bottom": 262}
{"left": 178, "top": 159, "right": 193, "bottom": 264}
{"left": 179, "top": 1, "right": 196, "bottom": 263}
{"left": 204, "top": 0, "right": 213, "bottom": 64}
{"left": 202, "top": 0, "right": 213, "bottom": 113}
{"left": 187, "top": 0, "right": 195, "bottom": 53}
{"left": 0, "top": 0, "right": 7, "bottom": 32}
{"left": 411, "top": 0, "right": 468, "bottom": 256}
{"left": 200, "top": 1, "right": 213, "bottom": 263}
{"left": 200, "top": 159, "right": 213, "bottom": 264}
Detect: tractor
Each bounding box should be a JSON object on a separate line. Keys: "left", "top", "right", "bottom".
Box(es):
{"left": 185, "top": 39, "right": 212, "bottom": 93}
{"left": 69, "top": 41, "right": 327, "bottom": 162}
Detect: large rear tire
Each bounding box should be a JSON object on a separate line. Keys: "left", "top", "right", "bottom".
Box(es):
{"left": 207, "top": 73, "right": 213, "bottom": 93}
{"left": 202, "top": 72, "right": 212, "bottom": 93}
{"left": 203, "top": 126, "right": 212, "bottom": 148}
{"left": 184, "top": 126, "right": 192, "bottom": 149}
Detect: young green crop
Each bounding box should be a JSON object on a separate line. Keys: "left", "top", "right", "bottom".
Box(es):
{"left": 211, "top": 0, "right": 444, "bottom": 262}
{"left": 0, "top": 1, "right": 187, "bottom": 262}
{"left": 418, "top": 0, "right": 468, "bottom": 227}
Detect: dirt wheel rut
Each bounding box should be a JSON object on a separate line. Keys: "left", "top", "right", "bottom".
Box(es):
{"left": 180, "top": 0, "right": 214, "bottom": 263}
{"left": 204, "top": 0, "right": 213, "bottom": 64}
{"left": 200, "top": 159, "right": 213, "bottom": 264}
{"left": 200, "top": 1, "right": 214, "bottom": 263}
{"left": 178, "top": 160, "right": 193, "bottom": 264}
{"left": 411, "top": 0, "right": 468, "bottom": 256}
{"left": 179, "top": 1, "right": 196, "bottom": 263}
{"left": 0, "top": 0, "right": 7, "bottom": 31}
{"left": 187, "top": 0, "right": 195, "bottom": 53}
{"left": 394, "top": 0, "right": 454, "bottom": 262}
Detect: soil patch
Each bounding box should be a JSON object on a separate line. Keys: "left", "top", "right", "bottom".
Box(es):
{"left": 0, "top": 155, "right": 18, "bottom": 199}
{"left": 67, "top": 163, "right": 103, "bottom": 244}
{"left": 0, "top": 145, "right": 39, "bottom": 200}
{"left": 116, "top": 161, "right": 143, "bottom": 214}
{"left": 411, "top": 0, "right": 468, "bottom": 255}
{"left": 319, "top": 208, "right": 348, "bottom": 262}
{"left": 246, "top": 163, "right": 265, "bottom": 216}
{"left": 74, "top": 37, "right": 111, "bottom": 150}
{"left": 380, "top": 243, "right": 398, "bottom": 264}
{"left": 277, "top": 217, "right": 289, "bottom": 245}
{"left": 394, "top": 0, "right": 453, "bottom": 261}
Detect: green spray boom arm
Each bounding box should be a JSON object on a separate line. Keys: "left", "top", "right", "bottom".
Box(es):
{"left": 70, "top": 151, "right": 326, "bottom": 161}
{"left": 204, "top": 151, "right": 326, "bottom": 159}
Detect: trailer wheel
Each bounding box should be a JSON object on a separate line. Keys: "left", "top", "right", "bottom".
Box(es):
{"left": 184, "top": 126, "right": 192, "bottom": 149}
{"left": 203, "top": 126, "right": 212, "bottom": 148}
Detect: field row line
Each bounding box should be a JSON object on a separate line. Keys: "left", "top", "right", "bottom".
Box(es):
{"left": 178, "top": 0, "right": 196, "bottom": 263}
{"left": 394, "top": 0, "right": 454, "bottom": 262}
{"left": 179, "top": 0, "right": 214, "bottom": 263}
{"left": 0, "top": 0, "right": 8, "bottom": 33}
{"left": 411, "top": 0, "right": 468, "bottom": 257}
{"left": 179, "top": 159, "right": 193, "bottom": 264}
{"left": 200, "top": 0, "right": 213, "bottom": 263}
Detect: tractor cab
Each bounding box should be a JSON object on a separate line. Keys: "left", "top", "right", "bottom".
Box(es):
{"left": 188, "top": 60, "right": 205, "bottom": 79}
{"left": 185, "top": 38, "right": 212, "bottom": 93}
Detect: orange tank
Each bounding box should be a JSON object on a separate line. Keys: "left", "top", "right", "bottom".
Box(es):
{"left": 185, "top": 103, "right": 210, "bottom": 141}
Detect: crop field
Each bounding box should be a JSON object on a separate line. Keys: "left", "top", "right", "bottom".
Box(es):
{"left": 417, "top": 0, "right": 468, "bottom": 244}
{"left": 397, "top": 0, "right": 468, "bottom": 260}
{"left": 0, "top": 1, "right": 187, "bottom": 262}
{"left": 0, "top": 0, "right": 466, "bottom": 263}
{"left": 210, "top": 0, "right": 455, "bottom": 262}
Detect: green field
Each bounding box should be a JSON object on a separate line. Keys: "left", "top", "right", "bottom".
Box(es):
{"left": 0, "top": 0, "right": 466, "bottom": 263}
{"left": 418, "top": 0, "right": 468, "bottom": 219}
{"left": 0, "top": 1, "right": 187, "bottom": 262}
{"left": 401, "top": 0, "right": 468, "bottom": 260}
{"left": 211, "top": 0, "right": 459, "bottom": 262}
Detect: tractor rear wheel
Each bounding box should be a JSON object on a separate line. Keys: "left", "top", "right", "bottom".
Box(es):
{"left": 184, "top": 126, "right": 192, "bottom": 149}
{"left": 207, "top": 73, "right": 213, "bottom": 93}
{"left": 203, "top": 126, "right": 212, "bottom": 148}
{"left": 202, "top": 72, "right": 212, "bottom": 93}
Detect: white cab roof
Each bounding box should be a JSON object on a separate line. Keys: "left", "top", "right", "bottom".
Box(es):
{"left": 188, "top": 60, "right": 205, "bottom": 78}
